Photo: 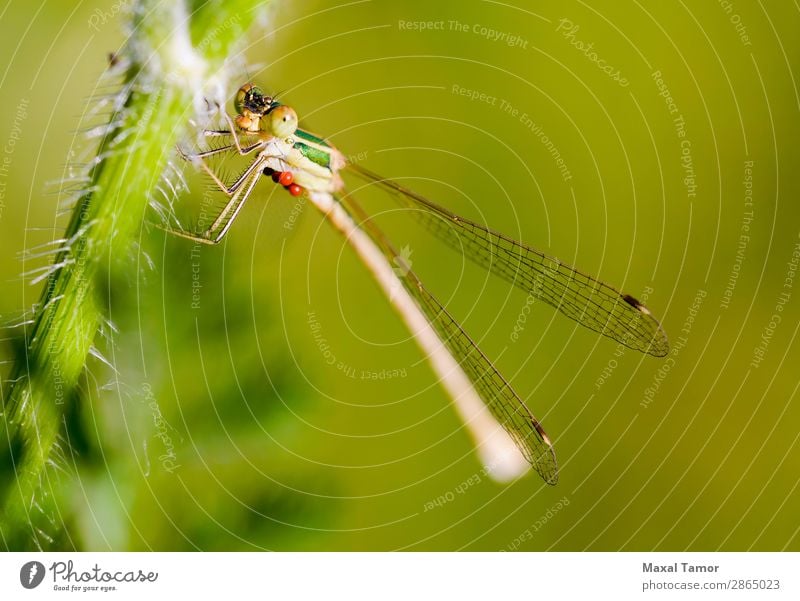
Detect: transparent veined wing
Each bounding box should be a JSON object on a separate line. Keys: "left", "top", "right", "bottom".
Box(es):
{"left": 348, "top": 165, "right": 669, "bottom": 357}
{"left": 338, "top": 193, "right": 559, "bottom": 485}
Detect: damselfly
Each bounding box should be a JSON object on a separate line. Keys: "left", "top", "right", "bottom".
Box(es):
{"left": 167, "top": 83, "right": 669, "bottom": 485}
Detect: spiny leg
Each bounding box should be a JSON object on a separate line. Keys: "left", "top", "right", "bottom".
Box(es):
{"left": 208, "top": 168, "right": 264, "bottom": 242}
{"left": 208, "top": 157, "right": 268, "bottom": 231}
{"left": 203, "top": 129, "right": 260, "bottom": 149}
{"left": 203, "top": 129, "right": 263, "bottom": 153}
{"left": 178, "top": 140, "right": 263, "bottom": 163}
{"left": 163, "top": 165, "right": 264, "bottom": 245}
{"left": 166, "top": 147, "right": 295, "bottom": 243}
{"left": 204, "top": 129, "right": 236, "bottom": 137}
{"left": 163, "top": 156, "right": 266, "bottom": 243}
{"left": 179, "top": 143, "right": 266, "bottom": 197}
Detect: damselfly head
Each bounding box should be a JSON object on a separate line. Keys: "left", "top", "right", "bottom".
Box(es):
{"left": 234, "top": 83, "right": 274, "bottom": 117}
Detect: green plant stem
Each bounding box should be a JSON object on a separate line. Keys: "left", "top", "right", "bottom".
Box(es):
{"left": 0, "top": 0, "right": 266, "bottom": 550}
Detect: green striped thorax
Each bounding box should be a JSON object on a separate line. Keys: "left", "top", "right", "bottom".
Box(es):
{"left": 292, "top": 129, "right": 337, "bottom": 170}
{"left": 262, "top": 104, "right": 339, "bottom": 171}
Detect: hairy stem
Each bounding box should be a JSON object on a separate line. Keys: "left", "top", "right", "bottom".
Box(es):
{"left": 0, "top": 0, "right": 267, "bottom": 550}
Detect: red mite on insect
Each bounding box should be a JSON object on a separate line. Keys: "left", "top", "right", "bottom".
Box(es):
{"left": 265, "top": 167, "right": 304, "bottom": 197}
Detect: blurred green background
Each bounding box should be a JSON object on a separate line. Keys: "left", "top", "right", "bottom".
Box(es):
{"left": 1, "top": 0, "right": 799, "bottom": 550}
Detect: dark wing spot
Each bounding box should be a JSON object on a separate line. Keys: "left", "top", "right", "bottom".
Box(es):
{"left": 622, "top": 293, "right": 653, "bottom": 316}
{"left": 622, "top": 294, "right": 642, "bottom": 309}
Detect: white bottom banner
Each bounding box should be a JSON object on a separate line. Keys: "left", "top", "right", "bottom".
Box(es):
{"left": 1, "top": 552, "right": 796, "bottom": 599}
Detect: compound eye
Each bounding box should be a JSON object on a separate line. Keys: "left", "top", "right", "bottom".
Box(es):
{"left": 267, "top": 105, "right": 298, "bottom": 138}
{"left": 234, "top": 83, "right": 254, "bottom": 114}
{"left": 248, "top": 86, "right": 265, "bottom": 102}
